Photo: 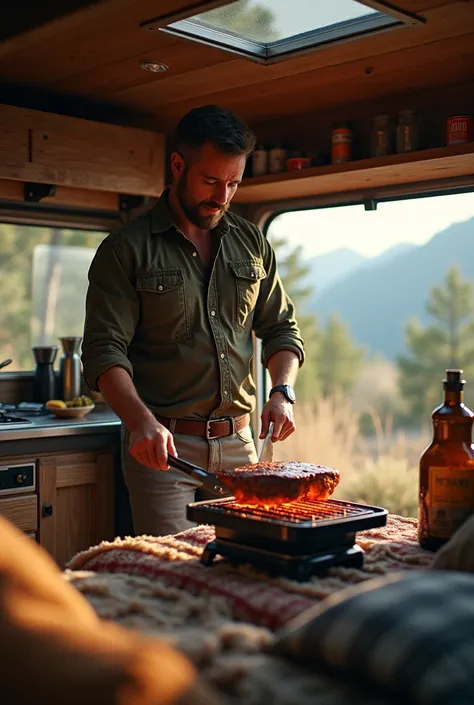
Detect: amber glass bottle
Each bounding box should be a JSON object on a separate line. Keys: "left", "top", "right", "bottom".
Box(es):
{"left": 418, "top": 369, "right": 474, "bottom": 551}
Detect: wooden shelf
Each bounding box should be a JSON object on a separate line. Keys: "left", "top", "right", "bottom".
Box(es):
{"left": 233, "top": 143, "right": 474, "bottom": 205}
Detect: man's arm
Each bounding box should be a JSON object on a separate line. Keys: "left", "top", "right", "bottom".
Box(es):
{"left": 83, "top": 239, "right": 176, "bottom": 469}
{"left": 251, "top": 231, "right": 305, "bottom": 442}
{"left": 260, "top": 350, "right": 299, "bottom": 442}
{"left": 97, "top": 367, "right": 177, "bottom": 469}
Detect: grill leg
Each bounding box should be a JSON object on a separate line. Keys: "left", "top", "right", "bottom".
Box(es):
{"left": 201, "top": 541, "right": 219, "bottom": 566}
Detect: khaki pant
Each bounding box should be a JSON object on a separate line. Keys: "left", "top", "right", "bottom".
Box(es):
{"left": 122, "top": 423, "right": 258, "bottom": 536}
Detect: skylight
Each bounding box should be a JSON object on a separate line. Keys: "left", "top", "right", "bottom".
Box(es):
{"left": 154, "top": 0, "right": 423, "bottom": 64}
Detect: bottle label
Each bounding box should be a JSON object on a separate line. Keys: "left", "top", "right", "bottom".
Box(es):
{"left": 428, "top": 467, "right": 474, "bottom": 538}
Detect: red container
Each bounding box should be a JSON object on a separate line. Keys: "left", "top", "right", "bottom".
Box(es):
{"left": 446, "top": 115, "right": 472, "bottom": 145}
{"left": 286, "top": 157, "right": 311, "bottom": 171}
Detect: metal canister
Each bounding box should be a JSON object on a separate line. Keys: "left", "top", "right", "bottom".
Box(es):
{"left": 58, "top": 336, "right": 82, "bottom": 401}
{"left": 331, "top": 122, "right": 352, "bottom": 164}
{"left": 446, "top": 116, "right": 473, "bottom": 145}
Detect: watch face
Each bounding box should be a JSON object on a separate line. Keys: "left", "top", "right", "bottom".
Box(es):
{"left": 286, "top": 385, "right": 296, "bottom": 403}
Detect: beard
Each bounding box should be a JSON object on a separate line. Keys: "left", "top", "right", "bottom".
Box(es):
{"left": 177, "top": 173, "right": 228, "bottom": 230}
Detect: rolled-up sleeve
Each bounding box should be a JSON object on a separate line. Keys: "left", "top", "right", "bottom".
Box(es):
{"left": 82, "top": 238, "right": 139, "bottom": 391}
{"left": 252, "top": 234, "right": 305, "bottom": 368}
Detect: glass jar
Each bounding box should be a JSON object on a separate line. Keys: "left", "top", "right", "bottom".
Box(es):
{"left": 268, "top": 143, "right": 287, "bottom": 173}
{"left": 397, "top": 109, "right": 422, "bottom": 153}
{"left": 371, "top": 115, "right": 395, "bottom": 158}
{"left": 251, "top": 144, "right": 268, "bottom": 176}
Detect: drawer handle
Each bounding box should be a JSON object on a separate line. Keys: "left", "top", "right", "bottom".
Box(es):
{"left": 42, "top": 504, "right": 53, "bottom": 517}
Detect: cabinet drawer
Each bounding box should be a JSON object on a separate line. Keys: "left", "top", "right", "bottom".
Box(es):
{"left": 0, "top": 494, "right": 38, "bottom": 532}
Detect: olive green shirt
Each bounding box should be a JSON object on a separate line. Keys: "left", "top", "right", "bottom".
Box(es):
{"left": 82, "top": 190, "right": 305, "bottom": 421}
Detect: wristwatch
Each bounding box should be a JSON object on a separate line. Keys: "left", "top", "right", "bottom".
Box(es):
{"left": 269, "top": 384, "right": 296, "bottom": 404}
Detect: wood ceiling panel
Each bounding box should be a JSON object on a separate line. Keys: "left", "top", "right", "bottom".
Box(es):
{"left": 151, "top": 33, "right": 474, "bottom": 129}
{"left": 0, "top": 1, "right": 232, "bottom": 84}
{"left": 109, "top": 2, "right": 472, "bottom": 112}
{"left": 1, "top": 0, "right": 98, "bottom": 42}
{"left": 47, "top": 39, "right": 230, "bottom": 97}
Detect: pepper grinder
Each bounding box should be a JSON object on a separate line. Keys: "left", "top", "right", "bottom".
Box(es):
{"left": 32, "top": 345, "right": 59, "bottom": 403}
{"left": 58, "top": 336, "right": 82, "bottom": 401}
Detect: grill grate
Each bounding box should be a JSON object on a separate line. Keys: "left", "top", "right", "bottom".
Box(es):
{"left": 201, "top": 497, "right": 369, "bottom": 525}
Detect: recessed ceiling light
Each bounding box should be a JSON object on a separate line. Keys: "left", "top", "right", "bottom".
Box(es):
{"left": 140, "top": 60, "right": 169, "bottom": 73}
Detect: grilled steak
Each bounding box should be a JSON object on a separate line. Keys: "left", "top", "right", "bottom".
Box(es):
{"left": 216, "top": 461, "right": 340, "bottom": 505}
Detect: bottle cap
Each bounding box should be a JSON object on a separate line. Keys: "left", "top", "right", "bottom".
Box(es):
{"left": 444, "top": 369, "right": 465, "bottom": 391}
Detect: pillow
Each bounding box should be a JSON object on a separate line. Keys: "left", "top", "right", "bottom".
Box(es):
{"left": 431, "top": 513, "right": 474, "bottom": 574}
{"left": 272, "top": 570, "right": 474, "bottom": 705}
{"left": 0, "top": 515, "right": 217, "bottom": 705}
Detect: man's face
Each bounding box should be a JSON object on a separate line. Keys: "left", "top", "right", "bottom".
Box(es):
{"left": 173, "top": 142, "right": 246, "bottom": 230}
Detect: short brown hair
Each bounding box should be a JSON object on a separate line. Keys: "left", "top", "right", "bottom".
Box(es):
{"left": 173, "top": 105, "right": 256, "bottom": 158}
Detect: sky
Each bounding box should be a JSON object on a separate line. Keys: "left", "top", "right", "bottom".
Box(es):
{"left": 268, "top": 192, "right": 474, "bottom": 259}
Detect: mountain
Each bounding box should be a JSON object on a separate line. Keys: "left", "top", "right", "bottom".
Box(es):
{"left": 305, "top": 248, "right": 366, "bottom": 295}
{"left": 361, "top": 242, "right": 417, "bottom": 269}
{"left": 310, "top": 217, "right": 474, "bottom": 358}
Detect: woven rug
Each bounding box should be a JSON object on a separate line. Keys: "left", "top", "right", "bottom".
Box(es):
{"left": 67, "top": 514, "right": 433, "bottom": 631}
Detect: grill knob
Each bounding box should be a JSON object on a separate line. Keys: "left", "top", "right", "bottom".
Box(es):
{"left": 16, "top": 473, "right": 27, "bottom": 484}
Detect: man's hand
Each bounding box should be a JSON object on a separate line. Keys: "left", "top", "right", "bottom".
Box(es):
{"left": 128, "top": 416, "right": 178, "bottom": 470}
{"left": 260, "top": 392, "right": 295, "bottom": 442}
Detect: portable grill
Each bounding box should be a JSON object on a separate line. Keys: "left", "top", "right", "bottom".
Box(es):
{"left": 187, "top": 497, "right": 388, "bottom": 581}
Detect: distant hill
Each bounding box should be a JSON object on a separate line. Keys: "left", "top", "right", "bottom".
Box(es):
{"left": 360, "top": 242, "right": 417, "bottom": 270}
{"left": 309, "top": 217, "right": 474, "bottom": 358}
{"left": 304, "top": 248, "right": 366, "bottom": 298}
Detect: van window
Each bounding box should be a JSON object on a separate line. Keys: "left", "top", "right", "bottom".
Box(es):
{"left": 0, "top": 222, "right": 104, "bottom": 371}
{"left": 266, "top": 190, "right": 474, "bottom": 516}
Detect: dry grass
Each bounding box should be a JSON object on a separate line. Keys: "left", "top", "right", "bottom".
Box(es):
{"left": 273, "top": 396, "right": 429, "bottom": 518}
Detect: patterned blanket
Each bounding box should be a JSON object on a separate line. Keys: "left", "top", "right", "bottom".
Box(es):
{"left": 65, "top": 515, "right": 434, "bottom": 705}
{"left": 67, "top": 514, "right": 433, "bottom": 631}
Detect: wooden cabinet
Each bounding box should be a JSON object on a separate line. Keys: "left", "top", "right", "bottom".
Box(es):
{"left": 0, "top": 448, "right": 115, "bottom": 568}
{"left": 38, "top": 450, "right": 115, "bottom": 568}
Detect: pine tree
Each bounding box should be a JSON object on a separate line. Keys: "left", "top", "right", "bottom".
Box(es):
{"left": 397, "top": 266, "right": 474, "bottom": 422}
{"left": 270, "top": 235, "right": 320, "bottom": 402}
{"left": 316, "top": 314, "right": 365, "bottom": 397}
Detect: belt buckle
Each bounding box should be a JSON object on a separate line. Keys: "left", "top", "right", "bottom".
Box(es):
{"left": 206, "top": 417, "right": 235, "bottom": 440}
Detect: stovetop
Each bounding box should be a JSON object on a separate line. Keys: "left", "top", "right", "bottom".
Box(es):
{"left": 0, "top": 402, "right": 46, "bottom": 425}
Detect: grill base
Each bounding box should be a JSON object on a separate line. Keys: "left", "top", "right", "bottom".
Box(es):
{"left": 201, "top": 537, "right": 364, "bottom": 581}
{"left": 188, "top": 496, "right": 388, "bottom": 581}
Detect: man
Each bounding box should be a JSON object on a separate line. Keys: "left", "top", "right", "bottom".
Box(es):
{"left": 82, "top": 105, "right": 304, "bottom": 536}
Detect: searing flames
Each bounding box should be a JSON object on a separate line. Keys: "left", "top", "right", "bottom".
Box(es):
{"left": 223, "top": 497, "right": 352, "bottom": 522}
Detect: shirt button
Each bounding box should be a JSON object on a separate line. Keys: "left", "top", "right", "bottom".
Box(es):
{"left": 210, "top": 310, "right": 216, "bottom": 316}
{"left": 220, "top": 353, "right": 225, "bottom": 359}
{"left": 223, "top": 391, "right": 228, "bottom": 396}
{"left": 192, "top": 251, "right": 197, "bottom": 257}
{"left": 158, "top": 285, "right": 163, "bottom": 291}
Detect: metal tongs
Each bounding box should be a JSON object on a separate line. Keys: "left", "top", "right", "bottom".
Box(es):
{"left": 167, "top": 453, "right": 231, "bottom": 497}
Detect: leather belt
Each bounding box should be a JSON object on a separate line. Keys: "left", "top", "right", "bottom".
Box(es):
{"left": 156, "top": 414, "right": 250, "bottom": 440}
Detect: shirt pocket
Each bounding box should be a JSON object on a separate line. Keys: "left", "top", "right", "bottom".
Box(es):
{"left": 229, "top": 260, "right": 267, "bottom": 329}
{"left": 136, "top": 270, "right": 191, "bottom": 344}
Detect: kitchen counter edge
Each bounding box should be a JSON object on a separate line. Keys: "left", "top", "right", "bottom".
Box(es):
{"left": 0, "top": 407, "right": 121, "bottom": 441}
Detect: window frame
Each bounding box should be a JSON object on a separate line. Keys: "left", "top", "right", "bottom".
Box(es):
{"left": 158, "top": 1, "right": 424, "bottom": 65}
